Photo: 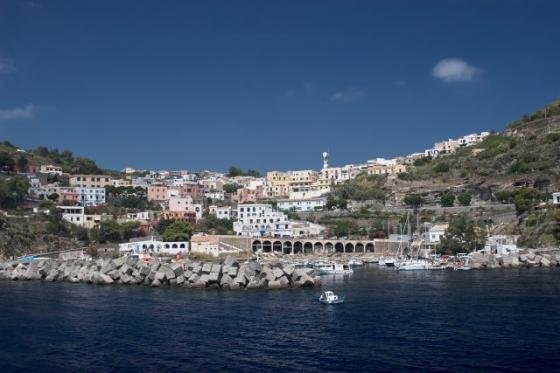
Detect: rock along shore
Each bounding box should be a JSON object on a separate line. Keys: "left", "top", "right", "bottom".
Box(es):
{"left": 469, "top": 250, "right": 560, "bottom": 269}
{"left": 0, "top": 256, "right": 321, "bottom": 290}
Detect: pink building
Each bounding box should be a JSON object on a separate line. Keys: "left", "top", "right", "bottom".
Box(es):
{"left": 178, "top": 182, "right": 203, "bottom": 199}
{"left": 148, "top": 185, "right": 168, "bottom": 202}
{"left": 233, "top": 187, "right": 263, "bottom": 203}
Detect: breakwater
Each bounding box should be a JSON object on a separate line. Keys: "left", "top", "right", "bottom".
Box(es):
{"left": 469, "top": 250, "right": 560, "bottom": 269}
{"left": 0, "top": 256, "right": 321, "bottom": 289}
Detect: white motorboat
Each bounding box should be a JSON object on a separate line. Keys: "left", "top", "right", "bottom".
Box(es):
{"left": 314, "top": 262, "right": 354, "bottom": 275}
{"left": 395, "top": 259, "right": 432, "bottom": 271}
{"left": 318, "top": 291, "right": 344, "bottom": 304}
{"left": 348, "top": 258, "right": 364, "bottom": 266}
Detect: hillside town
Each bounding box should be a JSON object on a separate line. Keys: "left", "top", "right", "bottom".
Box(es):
{"left": 1, "top": 123, "right": 560, "bottom": 263}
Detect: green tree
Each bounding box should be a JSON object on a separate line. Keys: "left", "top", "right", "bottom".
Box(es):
{"left": 440, "top": 215, "right": 487, "bottom": 254}
{"left": 404, "top": 194, "right": 423, "bottom": 208}
{"left": 440, "top": 192, "right": 455, "bottom": 207}
{"left": 0, "top": 152, "right": 15, "bottom": 172}
{"left": 16, "top": 155, "right": 28, "bottom": 173}
{"left": 433, "top": 162, "right": 450, "bottom": 173}
{"left": 457, "top": 192, "right": 472, "bottom": 206}
{"left": 47, "top": 193, "right": 59, "bottom": 201}
{"left": 162, "top": 220, "right": 193, "bottom": 242}
{"left": 98, "top": 220, "right": 122, "bottom": 243}
{"left": 228, "top": 166, "right": 243, "bottom": 177}
{"left": 121, "top": 221, "right": 143, "bottom": 241}
{"left": 512, "top": 188, "right": 543, "bottom": 215}
{"left": 495, "top": 190, "right": 513, "bottom": 203}
{"left": 223, "top": 183, "right": 240, "bottom": 194}
{"left": 246, "top": 169, "right": 261, "bottom": 177}
{"left": 46, "top": 208, "right": 68, "bottom": 235}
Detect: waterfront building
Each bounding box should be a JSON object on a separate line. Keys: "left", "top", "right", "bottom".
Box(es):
{"left": 69, "top": 174, "right": 112, "bottom": 188}
{"left": 481, "top": 235, "right": 520, "bottom": 255}
{"left": 234, "top": 203, "right": 290, "bottom": 237}
{"left": 427, "top": 223, "right": 449, "bottom": 243}
{"left": 118, "top": 236, "right": 189, "bottom": 255}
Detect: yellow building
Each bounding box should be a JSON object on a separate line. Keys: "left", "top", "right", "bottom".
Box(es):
{"left": 70, "top": 175, "right": 112, "bottom": 188}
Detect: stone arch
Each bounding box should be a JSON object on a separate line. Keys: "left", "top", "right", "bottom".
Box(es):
{"left": 314, "top": 242, "right": 323, "bottom": 253}
{"left": 252, "top": 240, "right": 262, "bottom": 252}
{"left": 366, "top": 243, "right": 374, "bottom": 252}
{"left": 179, "top": 243, "right": 186, "bottom": 249}
{"left": 273, "top": 241, "right": 282, "bottom": 253}
{"left": 335, "top": 242, "right": 344, "bottom": 253}
{"left": 165, "top": 244, "right": 170, "bottom": 249}
{"left": 324, "top": 242, "right": 334, "bottom": 253}
{"left": 263, "top": 240, "right": 272, "bottom": 253}
{"left": 293, "top": 241, "right": 303, "bottom": 254}
{"left": 172, "top": 243, "right": 178, "bottom": 249}
{"left": 148, "top": 244, "right": 154, "bottom": 250}
{"left": 142, "top": 244, "right": 148, "bottom": 249}
{"left": 283, "top": 241, "right": 292, "bottom": 254}
{"left": 345, "top": 243, "right": 354, "bottom": 253}
{"left": 303, "top": 242, "right": 313, "bottom": 255}
{"left": 355, "top": 243, "right": 364, "bottom": 253}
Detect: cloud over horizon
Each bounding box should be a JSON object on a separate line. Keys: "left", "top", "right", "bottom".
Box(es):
{"left": 0, "top": 104, "right": 39, "bottom": 121}
{"left": 432, "top": 58, "right": 480, "bottom": 82}
{"left": 330, "top": 86, "right": 366, "bottom": 102}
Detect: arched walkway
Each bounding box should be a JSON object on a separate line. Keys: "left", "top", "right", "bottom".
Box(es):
{"left": 345, "top": 243, "right": 354, "bottom": 253}
{"left": 303, "top": 242, "right": 313, "bottom": 255}
{"left": 252, "top": 240, "right": 262, "bottom": 252}
{"left": 314, "top": 242, "right": 323, "bottom": 254}
{"left": 366, "top": 243, "right": 374, "bottom": 252}
{"left": 273, "top": 241, "right": 282, "bottom": 253}
{"left": 335, "top": 242, "right": 344, "bottom": 253}
{"left": 293, "top": 241, "right": 303, "bottom": 254}
{"left": 355, "top": 243, "right": 364, "bottom": 253}
{"left": 283, "top": 241, "right": 292, "bottom": 254}
{"left": 263, "top": 240, "right": 272, "bottom": 253}
{"left": 325, "top": 242, "right": 334, "bottom": 253}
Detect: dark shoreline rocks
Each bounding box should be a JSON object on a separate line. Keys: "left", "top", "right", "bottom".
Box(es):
{"left": 0, "top": 256, "right": 321, "bottom": 290}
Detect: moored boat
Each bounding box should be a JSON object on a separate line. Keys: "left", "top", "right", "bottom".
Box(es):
{"left": 314, "top": 262, "right": 354, "bottom": 275}
{"left": 318, "top": 290, "right": 345, "bottom": 304}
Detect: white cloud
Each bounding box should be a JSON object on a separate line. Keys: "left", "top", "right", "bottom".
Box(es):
{"left": 0, "top": 104, "right": 39, "bottom": 120}
{"left": 330, "top": 86, "right": 365, "bottom": 102}
{"left": 432, "top": 58, "right": 480, "bottom": 82}
{"left": 0, "top": 58, "right": 15, "bottom": 74}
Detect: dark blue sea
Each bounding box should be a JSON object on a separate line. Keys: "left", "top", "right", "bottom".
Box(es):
{"left": 1, "top": 266, "right": 559, "bottom": 372}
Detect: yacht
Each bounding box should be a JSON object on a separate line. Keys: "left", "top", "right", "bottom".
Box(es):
{"left": 314, "top": 262, "right": 354, "bottom": 275}
{"left": 318, "top": 291, "right": 345, "bottom": 304}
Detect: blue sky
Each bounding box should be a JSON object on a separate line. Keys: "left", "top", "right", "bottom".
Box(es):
{"left": 1, "top": 0, "right": 559, "bottom": 172}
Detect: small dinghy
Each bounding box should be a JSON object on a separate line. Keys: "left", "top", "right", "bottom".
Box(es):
{"left": 318, "top": 291, "right": 344, "bottom": 304}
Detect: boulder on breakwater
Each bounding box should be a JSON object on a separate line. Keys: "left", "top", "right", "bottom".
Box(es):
{"left": 0, "top": 256, "right": 321, "bottom": 290}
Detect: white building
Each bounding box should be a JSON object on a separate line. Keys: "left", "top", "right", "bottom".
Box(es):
{"left": 204, "top": 190, "right": 225, "bottom": 200}
{"left": 209, "top": 205, "right": 232, "bottom": 219}
{"left": 40, "top": 164, "right": 63, "bottom": 176}
{"left": 288, "top": 183, "right": 330, "bottom": 200}
{"left": 482, "top": 235, "right": 519, "bottom": 255}
{"left": 428, "top": 223, "right": 449, "bottom": 243}
{"left": 75, "top": 187, "right": 106, "bottom": 207}
{"left": 552, "top": 192, "right": 560, "bottom": 205}
{"left": 168, "top": 196, "right": 203, "bottom": 220}
{"left": 126, "top": 211, "right": 154, "bottom": 221}
{"left": 290, "top": 221, "right": 326, "bottom": 238}
{"left": 277, "top": 197, "right": 326, "bottom": 212}
{"left": 58, "top": 205, "right": 85, "bottom": 226}
{"left": 234, "top": 203, "right": 291, "bottom": 237}
{"left": 118, "top": 237, "right": 189, "bottom": 255}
